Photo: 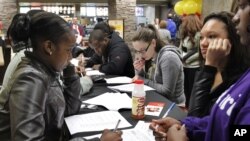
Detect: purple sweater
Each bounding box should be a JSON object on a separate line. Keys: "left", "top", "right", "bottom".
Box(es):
{"left": 182, "top": 68, "right": 250, "bottom": 141}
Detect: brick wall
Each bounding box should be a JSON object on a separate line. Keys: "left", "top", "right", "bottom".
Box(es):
{"left": 108, "top": 0, "right": 136, "bottom": 48}
{"left": 0, "top": 0, "right": 17, "bottom": 34}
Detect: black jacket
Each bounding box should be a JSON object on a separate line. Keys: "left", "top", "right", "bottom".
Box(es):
{"left": 188, "top": 65, "right": 243, "bottom": 117}
{"left": 0, "top": 51, "right": 82, "bottom": 141}
{"left": 86, "top": 32, "right": 135, "bottom": 77}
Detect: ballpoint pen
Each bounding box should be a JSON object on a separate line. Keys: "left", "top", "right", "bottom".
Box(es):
{"left": 113, "top": 119, "right": 121, "bottom": 132}
{"left": 162, "top": 103, "right": 176, "bottom": 118}
{"left": 80, "top": 72, "right": 84, "bottom": 78}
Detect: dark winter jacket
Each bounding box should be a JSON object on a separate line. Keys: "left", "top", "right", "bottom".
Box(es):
{"left": 86, "top": 32, "right": 135, "bottom": 77}
{"left": 0, "top": 51, "right": 82, "bottom": 141}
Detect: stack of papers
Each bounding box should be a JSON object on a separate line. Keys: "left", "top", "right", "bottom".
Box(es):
{"left": 65, "top": 111, "right": 132, "bottom": 135}
{"left": 108, "top": 83, "right": 155, "bottom": 92}
{"left": 84, "top": 121, "right": 154, "bottom": 141}
{"left": 105, "top": 76, "right": 132, "bottom": 84}
{"left": 82, "top": 92, "right": 132, "bottom": 111}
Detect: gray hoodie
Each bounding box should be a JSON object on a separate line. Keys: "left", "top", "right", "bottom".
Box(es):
{"left": 143, "top": 45, "right": 186, "bottom": 105}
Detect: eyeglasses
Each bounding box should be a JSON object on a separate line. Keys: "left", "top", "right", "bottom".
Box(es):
{"left": 134, "top": 42, "right": 151, "bottom": 54}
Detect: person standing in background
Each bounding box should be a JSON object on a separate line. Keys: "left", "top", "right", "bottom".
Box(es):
{"left": 97, "top": 17, "right": 104, "bottom": 23}
{"left": 154, "top": 18, "right": 160, "bottom": 29}
{"left": 179, "top": 14, "right": 202, "bottom": 107}
{"left": 71, "top": 17, "right": 85, "bottom": 46}
{"left": 158, "top": 20, "right": 171, "bottom": 44}
{"left": 166, "top": 13, "right": 177, "bottom": 40}
{"left": 71, "top": 17, "right": 84, "bottom": 37}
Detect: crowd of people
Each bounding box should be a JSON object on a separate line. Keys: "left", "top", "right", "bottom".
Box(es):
{"left": 0, "top": 0, "right": 249, "bottom": 140}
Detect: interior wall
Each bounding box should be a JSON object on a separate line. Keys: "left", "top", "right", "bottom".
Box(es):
{"left": 202, "top": 0, "right": 234, "bottom": 19}
{"left": 144, "top": 5, "right": 155, "bottom": 24}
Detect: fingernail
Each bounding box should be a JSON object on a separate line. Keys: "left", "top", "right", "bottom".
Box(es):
{"left": 159, "top": 131, "right": 167, "bottom": 137}
{"left": 161, "top": 138, "right": 166, "bottom": 141}
{"left": 181, "top": 124, "right": 185, "bottom": 130}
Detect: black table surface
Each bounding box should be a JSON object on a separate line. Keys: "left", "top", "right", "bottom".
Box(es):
{"left": 69, "top": 80, "right": 187, "bottom": 138}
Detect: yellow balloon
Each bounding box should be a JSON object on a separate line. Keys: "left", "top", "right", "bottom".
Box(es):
{"left": 197, "top": 2, "right": 202, "bottom": 14}
{"left": 183, "top": 1, "right": 198, "bottom": 15}
{"left": 194, "top": 0, "right": 202, "bottom": 4}
{"left": 174, "top": 1, "right": 185, "bottom": 15}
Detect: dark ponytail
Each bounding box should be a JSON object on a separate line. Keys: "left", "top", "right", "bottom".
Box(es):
{"left": 7, "top": 13, "right": 30, "bottom": 52}
{"left": 29, "top": 12, "right": 72, "bottom": 50}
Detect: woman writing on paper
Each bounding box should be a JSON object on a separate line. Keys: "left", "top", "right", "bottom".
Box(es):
{"left": 0, "top": 12, "right": 122, "bottom": 141}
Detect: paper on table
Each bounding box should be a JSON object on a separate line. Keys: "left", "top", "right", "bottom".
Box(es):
{"left": 108, "top": 83, "right": 155, "bottom": 92}
{"left": 65, "top": 111, "right": 132, "bottom": 135}
{"left": 105, "top": 77, "right": 132, "bottom": 84}
{"left": 84, "top": 121, "right": 154, "bottom": 141}
{"left": 126, "top": 121, "right": 154, "bottom": 141}
{"left": 85, "top": 67, "right": 93, "bottom": 71}
{"left": 83, "top": 92, "right": 132, "bottom": 111}
{"left": 76, "top": 34, "right": 83, "bottom": 44}
{"left": 70, "top": 58, "right": 79, "bottom": 66}
{"left": 86, "top": 70, "right": 104, "bottom": 76}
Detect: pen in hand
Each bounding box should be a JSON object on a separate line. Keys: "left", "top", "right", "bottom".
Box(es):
{"left": 80, "top": 72, "right": 84, "bottom": 78}
{"left": 113, "top": 119, "right": 121, "bottom": 132}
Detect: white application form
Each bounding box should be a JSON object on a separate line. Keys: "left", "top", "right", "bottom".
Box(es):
{"left": 108, "top": 83, "right": 155, "bottom": 92}
{"left": 65, "top": 111, "right": 132, "bottom": 135}
{"left": 84, "top": 121, "right": 154, "bottom": 141}
{"left": 105, "top": 76, "right": 132, "bottom": 84}
{"left": 86, "top": 70, "right": 105, "bottom": 76}
{"left": 83, "top": 92, "right": 132, "bottom": 111}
